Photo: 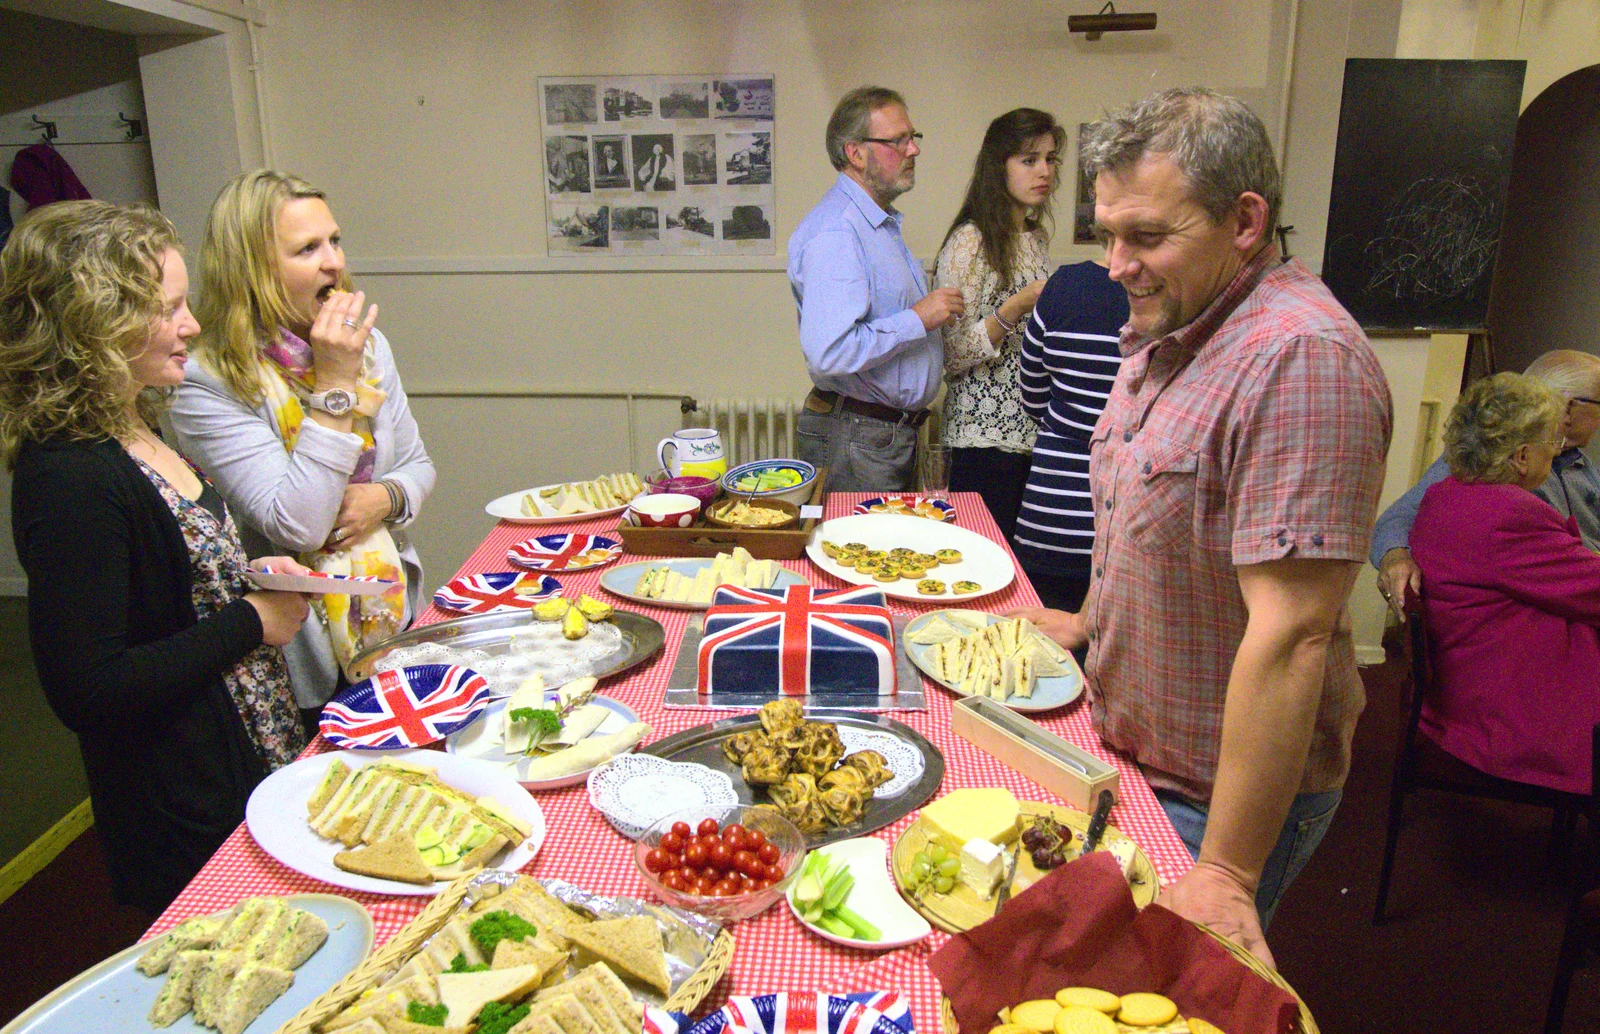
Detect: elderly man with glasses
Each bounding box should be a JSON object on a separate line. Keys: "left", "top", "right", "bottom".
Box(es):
{"left": 1373, "top": 348, "right": 1600, "bottom": 615}
{"left": 787, "top": 85, "right": 965, "bottom": 490}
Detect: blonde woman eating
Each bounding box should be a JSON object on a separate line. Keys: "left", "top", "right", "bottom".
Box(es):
{"left": 171, "top": 170, "right": 436, "bottom": 726}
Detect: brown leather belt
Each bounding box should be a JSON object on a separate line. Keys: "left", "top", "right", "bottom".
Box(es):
{"left": 807, "top": 388, "right": 930, "bottom": 427}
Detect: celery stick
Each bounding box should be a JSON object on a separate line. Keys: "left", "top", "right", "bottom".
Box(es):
{"left": 817, "top": 914, "right": 855, "bottom": 938}
{"left": 833, "top": 904, "right": 881, "bottom": 941}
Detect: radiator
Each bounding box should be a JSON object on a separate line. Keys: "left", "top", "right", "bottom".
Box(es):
{"left": 681, "top": 396, "right": 801, "bottom": 466}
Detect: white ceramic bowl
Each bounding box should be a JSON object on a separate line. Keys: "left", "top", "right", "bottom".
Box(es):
{"left": 720, "top": 459, "right": 817, "bottom": 507}
{"left": 623, "top": 491, "right": 702, "bottom": 528}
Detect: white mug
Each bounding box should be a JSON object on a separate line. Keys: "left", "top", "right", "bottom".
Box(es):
{"left": 657, "top": 428, "right": 727, "bottom": 479}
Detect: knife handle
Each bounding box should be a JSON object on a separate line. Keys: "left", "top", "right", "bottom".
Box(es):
{"left": 1081, "top": 789, "right": 1114, "bottom": 854}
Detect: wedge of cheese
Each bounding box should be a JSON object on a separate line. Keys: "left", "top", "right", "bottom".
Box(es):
{"left": 919, "top": 788, "right": 1020, "bottom": 852}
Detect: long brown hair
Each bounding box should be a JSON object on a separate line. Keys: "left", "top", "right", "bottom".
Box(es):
{"left": 942, "top": 108, "right": 1065, "bottom": 283}
{"left": 0, "top": 201, "right": 180, "bottom": 468}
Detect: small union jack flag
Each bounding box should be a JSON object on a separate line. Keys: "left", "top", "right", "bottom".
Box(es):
{"left": 432, "top": 571, "right": 560, "bottom": 613}
{"left": 697, "top": 584, "right": 894, "bottom": 698}
{"left": 319, "top": 664, "right": 491, "bottom": 749}
{"left": 506, "top": 533, "right": 621, "bottom": 571}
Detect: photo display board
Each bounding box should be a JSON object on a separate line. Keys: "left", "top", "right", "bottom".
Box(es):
{"left": 539, "top": 74, "right": 776, "bottom": 256}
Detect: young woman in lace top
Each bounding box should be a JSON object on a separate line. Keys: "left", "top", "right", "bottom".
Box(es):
{"left": 933, "top": 109, "right": 1063, "bottom": 539}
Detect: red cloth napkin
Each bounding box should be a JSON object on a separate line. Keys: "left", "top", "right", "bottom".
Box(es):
{"left": 927, "top": 852, "right": 1301, "bottom": 1034}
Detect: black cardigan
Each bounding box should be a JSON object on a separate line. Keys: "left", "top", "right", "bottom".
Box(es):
{"left": 12, "top": 436, "right": 269, "bottom": 914}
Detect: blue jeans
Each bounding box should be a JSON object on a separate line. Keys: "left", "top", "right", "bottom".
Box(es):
{"left": 796, "top": 406, "right": 919, "bottom": 492}
{"left": 1155, "top": 786, "right": 1342, "bottom": 930}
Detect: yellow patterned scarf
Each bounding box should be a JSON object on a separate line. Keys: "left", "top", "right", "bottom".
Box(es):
{"left": 260, "top": 333, "right": 406, "bottom": 679}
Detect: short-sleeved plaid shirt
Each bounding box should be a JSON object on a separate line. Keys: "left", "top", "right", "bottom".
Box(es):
{"left": 1083, "top": 244, "right": 1393, "bottom": 800}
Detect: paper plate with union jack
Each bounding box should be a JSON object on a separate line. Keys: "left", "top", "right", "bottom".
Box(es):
{"left": 432, "top": 571, "right": 561, "bottom": 613}
{"left": 507, "top": 533, "right": 623, "bottom": 572}
{"left": 853, "top": 495, "right": 956, "bottom": 522}
{"left": 320, "top": 664, "right": 492, "bottom": 750}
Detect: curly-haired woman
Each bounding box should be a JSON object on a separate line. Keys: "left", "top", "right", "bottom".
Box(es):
{"left": 0, "top": 201, "right": 310, "bottom": 912}
{"left": 1410, "top": 372, "right": 1600, "bottom": 794}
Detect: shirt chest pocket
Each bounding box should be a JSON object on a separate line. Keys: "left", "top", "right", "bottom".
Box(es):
{"left": 1120, "top": 436, "right": 1200, "bottom": 556}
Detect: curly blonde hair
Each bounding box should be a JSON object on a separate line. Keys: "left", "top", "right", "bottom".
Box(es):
{"left": 193, "top": 169, "right": 352, "bottom": 404}
{"left": 1443, "top": 372, "right": 1565, "bottom": 484}
{"left": 0, "top": 200, "right": 180, "bottom": 469}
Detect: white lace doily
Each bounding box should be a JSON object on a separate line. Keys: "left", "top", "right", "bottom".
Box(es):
{"left": 838, "top": 726, "right": 924, "bottom": 798}
{"left": 587, "top": 754, "right": 739, "bottom": 839}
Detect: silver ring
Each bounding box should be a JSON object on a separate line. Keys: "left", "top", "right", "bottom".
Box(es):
{"left": 333, "top": 528, "right": 346, "bottom": 542}
{"left": 341, "top": 318, "right": 359, "bottom": 329}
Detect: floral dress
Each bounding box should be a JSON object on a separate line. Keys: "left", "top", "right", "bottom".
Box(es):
{"left": 934, "top": 223, "right": 1051, "bottom": 453}
{"left": 134, "top": 456, "right": 305, "bottom": 769}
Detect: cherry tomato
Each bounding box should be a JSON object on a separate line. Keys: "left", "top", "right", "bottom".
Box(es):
{"left": 695, "top": 834, "right": 719, "bottom": 853}
{"left": 722, "top": 822, "right": 747, "bottom": 842}
{"left": 660, "top": 832, "right": 684, "bottom": 854}
{"left": 722, "top": 830, "right": 746, "bottom": 852}
{"left": 670, "top": 821, "right": 692, "bottom": 839}
{"left": 733, "top": 850, "right": 760, "bottom": 877}
{"left": 708, "top": 842, "right": 734, "bottom": 870}
{"left": 767, "top": 861, "right": 786, "bottom": 880}
{"left": 745, "top": 828, "right": 767, "bottom": 850}
{"left": 693, "top": 876, "right": 716, "bottom": 895}
{"left": 699, "top": 866, "right": 721, "bottom": 882}
{"left": 663, "top": 851, "right": 683, "bottom": 870}
{"left": 757, "top": 841, "right": 780, "bottom": 865}
{"left": 683, "top": 843, "right": 708, "bottom": 868}
{"left": 752, "top": 877, "right": 772, "bottom": 891}
{"left": 715, "top": 877, "right": 742, "bottom": 896}
{"left": 698, "top": 818, "right": 721, "bottom": 837}
{"left": 664, "top": 872, "right": 690, "bottom": 892}
{"left": 644, "top": 848, "right": 668, "bottom": 873}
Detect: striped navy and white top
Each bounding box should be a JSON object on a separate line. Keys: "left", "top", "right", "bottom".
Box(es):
{"left": 1013, "top": 261, "right": 1128, "bottom": 576}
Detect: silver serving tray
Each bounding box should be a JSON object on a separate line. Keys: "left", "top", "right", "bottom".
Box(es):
{"left": 641, "top": 708, "right": 945, "bottom": 847}
{"left": 346, "top": 608, "right": 666, "bottom": 685}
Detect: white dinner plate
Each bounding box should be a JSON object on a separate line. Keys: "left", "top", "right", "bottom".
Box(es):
{"left": 245, "top": 749, "right": 545, "bottom": 896}
{"left": 786, "top": 836, "right": 931, "bottom": 949}
{"left": 598, "top": 558, "right": 809, "bottom": 610}
{"left": 903, "top": 610, "right": 1084, "bottom": 713}
{"left": 485, "top": 483, "right": 636, "bottom": 525}
{"left": 805, "top": 513, "right": 1017, "bottom": 603}
{"left": 445, "top": 694, "right": 642, "bottom": 791}
{"left": 0, "top": 893, "right": 373, "bottom": 1034}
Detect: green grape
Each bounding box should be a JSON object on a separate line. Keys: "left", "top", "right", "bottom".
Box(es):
{"left": 912, "top": 851, "right": 931, "bottom": 869}
{"left": 926, "top": 843, "right": 948, "bottom": 863}
{"left": 936, "top": 858, "right": 960, "bottom": 877}
{"left": 933, "top": 874, "right": 955, "bottom": 894}
{"left": 911, "top": 860, "right": 932, "bottom": 883}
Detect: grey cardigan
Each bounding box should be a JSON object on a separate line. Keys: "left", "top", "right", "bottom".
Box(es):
{"left": 170, "top": 328, "right": 437, "bottom": 707}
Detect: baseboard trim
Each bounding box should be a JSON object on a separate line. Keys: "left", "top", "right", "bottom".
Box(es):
{"left": 1355, "top": 644, "right": 1388, "bottom": 667}
{"left": 0, "top": 575, "right": 26, "bottom": 596}
{"left": 0, "top": 798, "right": 93, "bottom": 907}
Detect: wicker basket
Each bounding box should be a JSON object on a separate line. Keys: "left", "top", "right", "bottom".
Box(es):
{"left": 273, "top": 875, "right": 734, "bottom": 1034}
{"left": 936, "top": 926, "right": 1318, "bottom": 1034}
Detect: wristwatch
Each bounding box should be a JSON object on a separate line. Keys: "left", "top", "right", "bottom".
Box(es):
{"left": 305, "top": 388, "right": 356, "bottom": 417}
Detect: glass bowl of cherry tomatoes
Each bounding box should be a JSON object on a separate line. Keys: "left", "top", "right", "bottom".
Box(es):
{"left": 634, "top": 804, "right": 807, "bottom": 922}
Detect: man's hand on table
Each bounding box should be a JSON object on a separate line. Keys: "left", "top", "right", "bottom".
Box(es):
{"left": 1160, "top": 858, "right": 1274, "bottom": 968}
{"left": 1004, "top": 606, "right": 1086, "bottom": 650}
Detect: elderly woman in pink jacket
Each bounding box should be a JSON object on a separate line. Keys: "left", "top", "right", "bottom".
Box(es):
{"left": 1410, "top": 372, "right": 1600, "bottom": 794}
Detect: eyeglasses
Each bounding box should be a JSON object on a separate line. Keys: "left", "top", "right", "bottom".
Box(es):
{"left": 1571, "top": 396, "right": 1600, "bottom": 408}
{"left": 858, "top": 132, "right": 923, "bottom": 153}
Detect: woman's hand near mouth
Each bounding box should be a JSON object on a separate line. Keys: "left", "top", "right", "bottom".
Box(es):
{"left": 308, "top": 288, "right": 376, "bottom": 392}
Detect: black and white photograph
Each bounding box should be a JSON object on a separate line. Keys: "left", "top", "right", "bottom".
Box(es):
{"left": 603, "top": 83, "right": 654, "bottom": 121}
{"left": 592, "top": 135, "right": 629, "bottom": 189}
{"left": 631, "top": 133, "right": 676, "bottom": 192}
{"left": 659, "top": 80, "right": 710, "bottom": 119}
{"left": 681, "top": 134, "right": 717, "bottom": 186}
{"left": 543, "top": 83, "right": 597, "bottom": 124}
{"left": 665, "top": 205, "right": 716, "bottom": 238}
{"left": 611, "top": 205, "right": 660, "bottom": 242}
{"left": 723, "top": 132, "right": 771, "bottom": 185}
{"left": 1073, "top": 123, "right": 1098, "bottom": 244}
{"left": 544, "top": 134, "right": 591, "bottom": 194}
{"left": 548, "top": 204, "right": 610, "bottom": 250}
{"left": 722, "top": 202, "right": 772, "bottom": 242}
{"left": 713, "top": 78, "right": 775, "bottom": 120}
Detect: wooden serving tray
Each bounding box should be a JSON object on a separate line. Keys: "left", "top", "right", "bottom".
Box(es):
{"left": 615, "top": 468, "right": 829, "bottom": 559}
{"left": 889, "top": 803, "right": 1158, "bottom": 935}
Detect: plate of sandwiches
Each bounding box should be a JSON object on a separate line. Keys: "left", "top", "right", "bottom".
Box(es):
{"left": 447, "top": 674, "right": 653, "bottom": 790}
{"left": 313, "top": 873, "right": 731, "bottom": 1032}
{"left": 903, "top": 610, "right": 1084, "bottom": 713}
{"left": 244, "top": 750, "right": 546, "bottom": 895}
{"left": 486, "top": 473, "right": 646, "bottom": 525}
{"left": 599, "top": 548, "right": 804, "bottom": 609}
{"left": 1, "top": 893, "right": 372, "bottom": 1034}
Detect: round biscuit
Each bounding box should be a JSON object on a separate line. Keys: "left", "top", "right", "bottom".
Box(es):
{"left": 1185, "top": 1020, "right": 1228, "bottom": 1034}
{"left": 1008, "top": 1000, "right": 1060, "bottom": 1033}
{"left": 1053, "top": 988, "right": 1120, "bottom": 1014}
{"left": 1050, "top": 1006, "right": 1116, "bottom": 1034}
{"left": 1117, "top": 993, "right": 1178, "bottom": 1027}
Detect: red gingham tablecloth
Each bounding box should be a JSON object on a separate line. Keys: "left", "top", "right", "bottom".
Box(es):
{"left": 146, "top": 492, "right": 1191, "bottom": 1034}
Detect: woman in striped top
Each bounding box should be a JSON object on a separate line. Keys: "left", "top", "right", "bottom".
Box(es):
{"left": 1014, "top": 259, "right": 1128, "bottom": 610}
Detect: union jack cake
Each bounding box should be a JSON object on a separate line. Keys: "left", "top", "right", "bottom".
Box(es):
{"left": 697, "top": 584, "right": 895, "bottom": 701}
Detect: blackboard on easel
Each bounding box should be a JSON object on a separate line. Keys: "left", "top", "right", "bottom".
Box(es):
{"left": 1320, "top": 59, "right": 1525, "bottom": 331}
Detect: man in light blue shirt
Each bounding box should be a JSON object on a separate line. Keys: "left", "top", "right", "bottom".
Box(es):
{"left": 787, "top": 86, "right": 965, "bottom": 490}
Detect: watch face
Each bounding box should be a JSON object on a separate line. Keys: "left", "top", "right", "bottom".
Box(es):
{"left": 321, "top": 389, "right": 354, "bottom": 416}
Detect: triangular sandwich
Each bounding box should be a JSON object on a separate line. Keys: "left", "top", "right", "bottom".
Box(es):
{"left": 564, "top": 916, "right": 670, "bottom": 996}
{"left": 333, "top": 833, "right": 434, "bottom": 885}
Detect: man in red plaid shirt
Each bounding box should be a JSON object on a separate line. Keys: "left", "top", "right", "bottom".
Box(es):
{"left": 1014, "top": 88, "right": 1392, "bottom": 965}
